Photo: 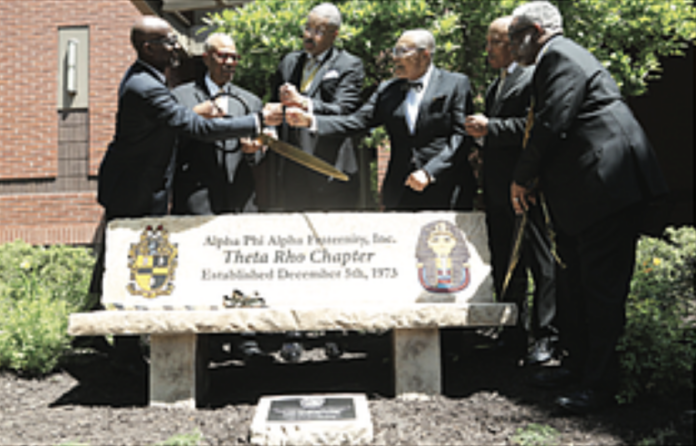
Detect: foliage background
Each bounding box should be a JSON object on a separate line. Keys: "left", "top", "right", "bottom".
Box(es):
{"left": 205, "top": 0, "right": 696, "bottom": 106}
{"left": 617, "top": 226, "right": 695, "bottom": 403}
{"left": 0, "top": 242, "right": 95, "bottom": 375}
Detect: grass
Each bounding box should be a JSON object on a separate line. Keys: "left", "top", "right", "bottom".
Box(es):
{"left": 56, "top": 430, "right": 203, "bottom": 446}
{"left": 510, "top": 423, "right": 560, "bottom": 446}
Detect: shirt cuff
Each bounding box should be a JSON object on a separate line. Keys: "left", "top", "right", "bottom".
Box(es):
{"left": 418, "top": 169, "right": 434, "bottom": 184}
{"left": 254, "top": 113, "right": 262, "bottom": 135}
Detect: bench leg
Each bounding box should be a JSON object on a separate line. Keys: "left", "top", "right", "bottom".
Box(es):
{"left": 150, "top": 333, "right": 207, "bottom": 408}
{"left": 392, "top": 328, "right": 441, "bottom": 399}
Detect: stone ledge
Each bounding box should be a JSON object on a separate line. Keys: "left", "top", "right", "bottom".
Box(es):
{"left": 68, "top": 303, "right": 517, "bottom": 336}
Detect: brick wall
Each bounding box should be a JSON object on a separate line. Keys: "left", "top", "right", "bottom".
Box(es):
{"left": 0, "top": 0, "right": 143, "bottom": 245}
{"left": 0, "top": 193, "right": 104, "bottom": 245}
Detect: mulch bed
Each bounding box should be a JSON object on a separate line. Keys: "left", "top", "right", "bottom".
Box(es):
{"left": 0, "top": 330, "right": 693, "bottom": 445}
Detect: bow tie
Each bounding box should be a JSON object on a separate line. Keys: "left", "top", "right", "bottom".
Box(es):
{"left": 403, "top": 81, "right": 423, "bottom": 92}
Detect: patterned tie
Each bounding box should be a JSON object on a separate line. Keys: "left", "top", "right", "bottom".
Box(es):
{"left": 300, "top": 57, "right": 320, "bottom": 92}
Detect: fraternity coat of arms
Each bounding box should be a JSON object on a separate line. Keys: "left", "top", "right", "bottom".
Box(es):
{"left": 127, "top": 225, "right": 178, "bottom": 298}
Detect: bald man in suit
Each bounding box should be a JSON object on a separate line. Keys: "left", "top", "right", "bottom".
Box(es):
{"left": 465, "top": 16, "right": 557, "bottom": 366}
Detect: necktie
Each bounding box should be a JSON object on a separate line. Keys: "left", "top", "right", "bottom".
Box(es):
{"left": 300, "top": 57, "right": 320, "bottom": 92}
{"left": 494, "top": 70, "right": 508, "bottom": 101}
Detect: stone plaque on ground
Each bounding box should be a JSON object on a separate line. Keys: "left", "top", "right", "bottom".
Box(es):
{"left": 267, "top": 397, "right": 356, "bottom": 422}
{"left": 102, "top": 212, "right": 493, "bottom": 310}
{"left": 250, "top": 394, "right": 372, "bottom": 446}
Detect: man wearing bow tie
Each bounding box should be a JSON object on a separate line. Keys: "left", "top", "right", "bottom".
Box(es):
{"left": 464, "top": 17, "right": 557, "bottom": 367}
{"left": 264, "top": 2, "right": 365, "bottom": 211}
{"left": 286, "top": 28, "right": 475, "bottom": 211}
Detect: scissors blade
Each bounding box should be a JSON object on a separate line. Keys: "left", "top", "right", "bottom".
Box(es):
{"left": 257, "top": 133, "right": 349, "bottom": 182}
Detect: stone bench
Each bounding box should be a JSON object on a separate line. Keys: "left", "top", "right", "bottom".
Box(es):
{"left": 68, "top": 303, "right": 516, "bottom": 408}
{"left": 70, "top": 211, "right": 516, "bottom": 408}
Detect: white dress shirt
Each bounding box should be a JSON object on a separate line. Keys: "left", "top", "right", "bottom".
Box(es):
{"left": 405, "top": 64, "right": 434, "bottom": 134}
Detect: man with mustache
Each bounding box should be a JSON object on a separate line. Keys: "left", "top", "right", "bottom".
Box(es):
{"left": 507, "top": 1, "right": 668, "bottom": 413}
{"left": 264, "top": 3, "right": 366, "bottom": 363}
{"left": 264, "top": 2, "right": 365, "bottom": 212}
{"left": 286, "top": 28, "right": 475, "bottom": 211}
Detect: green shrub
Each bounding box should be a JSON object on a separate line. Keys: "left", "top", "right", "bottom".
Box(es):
{"left": 0, "top": 241, "right": 96, "bottom": 310}
{"left": 617, "top": 226, "right": 696, "bottom": 403}
{"left": 0, "top": 241, "right": 96, "bottom": 375}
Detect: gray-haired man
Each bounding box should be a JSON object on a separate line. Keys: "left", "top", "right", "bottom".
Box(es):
{"left": 286, "top": 28, "right": 476, "bottom": 211}
{"left": 508, "top": 1, "right": 667, "bottom": 414}
{"left": 264, "top": 2, "right": 365, "bottom": 211}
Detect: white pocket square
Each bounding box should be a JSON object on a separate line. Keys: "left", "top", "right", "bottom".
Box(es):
{"left": 323, "top": 70, "right": 339, "bottom": 80}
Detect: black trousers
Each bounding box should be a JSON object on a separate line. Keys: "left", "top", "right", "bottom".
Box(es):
{"left": 486, "top": 200, "right": 556, "bottom": 340}
{"left": 555, "top": 202, "right": 643, "bottom": 393}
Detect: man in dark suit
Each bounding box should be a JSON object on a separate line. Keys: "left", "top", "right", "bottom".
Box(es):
{"left": 265, "top": 2, "right": 365, "bottom": 211}
{"left": 95, "top": 16, "right": 274, "bottom": 370}
{"left": 171, "top": 33, "right": 263, "bottom": 216}
{"left": 508, "top": 1, "right": 668, "bottom": 413}
{"left": 465, "top": 16, "right": 557, "bottom": 366}
{"left": 170, "top": 33, "right": 270, "bottom": 363}
{"left": 286, "top": 28, "right": 475, "bottom": 211}
{"left": 262, "top": 3, "right": 366, "bottom": 362}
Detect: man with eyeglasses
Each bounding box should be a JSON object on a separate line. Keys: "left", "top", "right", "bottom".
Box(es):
{"left": 286, "top": 28, "right": 475, "bottom": 211}
{"left": 262, "top": 3, "right": 366, "bottom": 364}
{"left": 171, "top": 33, "right": 263, "bottom": 217}
{"left": 94, "top": 17, "right": 277, "bottom": 374}
{"left": 168, "top": 33, "right": 271, "bottom": 364}
{"left": 507, "top": 1, "right": 667, "bottom": 414}
{"left": 464, "top": 16, "right": 558, "bottom": 367}
{"left": 263, "top": 2, "right": 365, "bottom": 212}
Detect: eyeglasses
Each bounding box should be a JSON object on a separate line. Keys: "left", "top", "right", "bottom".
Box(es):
{"left": 391, "top": 46, "right": 423, "bottom": 58}
{"left": 508, "top": 25, "right": 534, "bottom": 43}
{"left": 487, "top": 38, "right": 508, "bottom": 47}
{"left": 213, "top": 51, "right": 241, "bottom": 62}
{"left": 147, "top": 34, "right": 178, "bottom": 48}
{"left": 302, "top": 25, "right": 330, "bottom": 37}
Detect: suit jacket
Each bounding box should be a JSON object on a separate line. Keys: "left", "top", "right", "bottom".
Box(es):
{"left": 482, "top": 64, "right": 534, "bottom": 213}
{"left": 97, "top": 60, "right": 258, "bottom": 219}
{"left": 513, "top": 37, "right": 668, "bottom": 235}
{"left": 171, "top": 75, "right": 263, "bottom": 215}
{"left": 266, "top": 47, "right": 365, "bottom": 210}
{"left": 315, "top": 67, "right": 474, "bottom": 210}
